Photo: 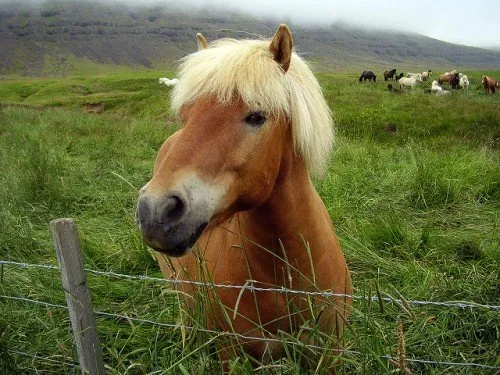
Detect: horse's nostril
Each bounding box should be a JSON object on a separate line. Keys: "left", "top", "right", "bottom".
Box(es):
{"left": 162, "top": 195, "right": 186, "bottom": 224}
{"left": 137, "top": 198, "right": 150, "bottom": 224}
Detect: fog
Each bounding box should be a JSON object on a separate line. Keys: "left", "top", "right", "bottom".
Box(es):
{"left": 153, "top": 0, "right": 500, "bottom": 49}
{"left": 4, "top": 0, "right": 499, "bottom": 48}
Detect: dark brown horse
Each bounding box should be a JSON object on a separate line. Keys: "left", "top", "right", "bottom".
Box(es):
{"left": 384, "top": 69, "right": 397, "bottom": 81}
{"left": 359, "top": 70, "right": 376, "bottom": 82}
{"left": 438, "top": 70, "right": 457, "bottom": 84}
{"left": 449, "top": 72, "right": 460, "bottom": 89}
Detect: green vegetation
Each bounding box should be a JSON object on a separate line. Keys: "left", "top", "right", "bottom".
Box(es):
{"left": 0, "top": 70, "right": 499, "bottom": 374}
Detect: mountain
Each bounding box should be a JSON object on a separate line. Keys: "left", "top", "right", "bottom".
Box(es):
{"left": 1, "top": 0, "right": 499, "bottom": 75}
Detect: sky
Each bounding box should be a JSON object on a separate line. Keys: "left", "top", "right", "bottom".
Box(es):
{"left": 160, "top": 0, "right": 499, "bottom": 49}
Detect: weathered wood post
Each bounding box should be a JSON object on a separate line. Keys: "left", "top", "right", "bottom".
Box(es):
{"left": 50, "top": 218, "right": 105, "bottom": 375}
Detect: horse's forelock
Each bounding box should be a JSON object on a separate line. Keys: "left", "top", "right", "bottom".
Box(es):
{"left": 172, "top": 38, "right": 333, "bottom": 176}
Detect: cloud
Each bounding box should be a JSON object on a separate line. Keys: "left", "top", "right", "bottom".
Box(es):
{"left": 147, "top": 0, "right": 499, "bottom": 48}
{"left": 4, "top": 0, "right": 498, "bottom": 48}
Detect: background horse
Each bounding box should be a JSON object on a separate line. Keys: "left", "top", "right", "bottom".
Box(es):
{"left": 448, "top": 72, "right": 460, "bottom": 89}
{"left": 395, "top": 72, "right": 404, "bottom": 81}
{"left": 158, "top": 77, "right": 179, "bottom": 86}
{"left": 430, "top": 80, "right": 443, "bottom": 92}
{"left": 482, "top": 75, "right": 499, "bottom": 93}
{"left": 384, "top": 69, "right": 397, "bottom": 81}
{"left": 438, "top": 70, "right": 457, "bottom": 84}
{"left": 398, "top": 74, "right": 422, "bottom": 89}
{"left": 421, "top": 69, "right": 432, "bottom": 81}
{"left": 359, "top": 70, "right": 376, "bottom": 82}
{"left": 459, "top": 74, "right": 470, "bottom": 91}
{"left": 137, "top": 24, "right": 352, "bottom": 372}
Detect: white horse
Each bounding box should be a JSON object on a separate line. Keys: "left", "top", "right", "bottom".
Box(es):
{"left": 399, "top": 74, "right": 423, "bottom": 89}
{"left": 459, "top": 75, "right": 469, "bottom": 91}
{"left": 431, "top": 80, "right": 442, "bottom": 91}
{"left": 421, "top": 70, "right": 432, "bottom": 81}
{"left": 159, "top": 77, "right": 179, "bottom": 86}
{"left": 431, "top": 80, "right": 450, "bottom": 95}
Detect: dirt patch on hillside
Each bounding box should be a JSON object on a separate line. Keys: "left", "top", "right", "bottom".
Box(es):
{"left": 83, "top": 102, "right": 104, "bottom": 114}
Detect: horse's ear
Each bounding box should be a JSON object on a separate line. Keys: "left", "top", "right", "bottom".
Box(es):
{"left": 269, "top": 24, "right": 293, "bottom": 73}
{"left": 196, "top": 33, "right": 208, "bottom": 50}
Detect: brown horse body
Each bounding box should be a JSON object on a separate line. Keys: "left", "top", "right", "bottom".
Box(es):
{"left": 137, "top": 25, "right": 352, "bottom": 371}
{"left": 482, "top": 75, "right": 499, "bottom": 93}
{"left": 384, "top": 69, "right": 397, "bottom": 81}
{"left": 438, "top": 70, "right": 457, "bottom": 84}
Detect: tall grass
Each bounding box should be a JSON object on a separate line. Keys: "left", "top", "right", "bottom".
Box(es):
{"left": 0, "top": 71, "right": 499, "bottom": 373}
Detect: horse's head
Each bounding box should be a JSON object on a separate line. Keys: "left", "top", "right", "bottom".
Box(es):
{"left": 136, "top": 25, "right": 333, "bottom": 257}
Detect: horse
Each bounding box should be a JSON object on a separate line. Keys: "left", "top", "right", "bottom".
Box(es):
{"left": 136, "top": 24, "right": 352, "bottom": 372}
{"left": 481, "top": 76, "right": 499, "bottom": 93}
{"left": 438, "top": 70, "right": 457, "bottom": 84}
{"left": 448, "top": 72, "right": 460, "bottom": 89}
{"left": 359, "top": 70, "right": 376, "bottom": 82}
{"left": 459, "top": 74, "right": 470, "bottom": 92}
{"left": 421, "top": 70, "right": 432, "bottom": 81}
{"left": 384, "top": 69, "right": 397, "bottom": 81}
{"left": 428, "top": 81, "right": 450, "bottom": 95}
{"left": 430, "top": 80, "right": 443, "bottom": 92}
{"left": 398, "top": 74, "right": 422, "bottom": 89}
{"left": 395, "top": 72, "right": 404, "bottom": 81}
{"left": 159, "top": 77, "right": 179, "bottom": 86}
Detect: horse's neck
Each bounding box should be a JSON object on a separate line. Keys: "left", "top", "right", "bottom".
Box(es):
{"left": 237, "top": 146, "right": 335, "bottom": 285}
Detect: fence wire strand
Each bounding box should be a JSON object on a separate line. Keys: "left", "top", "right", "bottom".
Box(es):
{"left": 8, "top": 349, "right": 80, "bottom": 368}
{"left": 2, "top": 293, "right": 499, "bottom": 371}
{"left": 1, "top": 259, "right": 499, "bottom": 311}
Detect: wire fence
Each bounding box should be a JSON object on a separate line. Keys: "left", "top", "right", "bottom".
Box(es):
{"left": 2, "top": 260, "right": 499, "bottom": 310}
{"left": 1, "top": 258, "right": 499, "bottom": 372}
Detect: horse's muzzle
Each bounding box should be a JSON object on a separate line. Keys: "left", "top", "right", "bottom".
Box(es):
{"left": 136, "top": 191, "right": 207, "bottom": 257}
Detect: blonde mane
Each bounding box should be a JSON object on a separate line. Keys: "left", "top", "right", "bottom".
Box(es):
{"left": 171, "top": 38, "right": 333, "bottom": 176}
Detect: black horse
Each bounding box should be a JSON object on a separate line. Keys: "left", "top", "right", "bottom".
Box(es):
{"left": 449, "top": 72, "right": 460, "bottom": 89}
{"left": 395, "top": 73, "right": 404, "bottom": 81}
{"left": 359, "top": 71, "right": 377, "bottom": 82}
{"left": 384, "top": 69, "right": 397, "bottom": 81}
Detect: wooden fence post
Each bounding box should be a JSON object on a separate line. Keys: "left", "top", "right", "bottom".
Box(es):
{"left": 50, "top": 218, "right": 105, "bottom": 375}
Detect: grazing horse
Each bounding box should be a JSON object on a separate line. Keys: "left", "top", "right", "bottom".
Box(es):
{"left": 359, "top": 70, "right": 377, "bottom": 82}
{"left": 438, "top": 70, "right": 457, "bottom": 84}
{"left": 136, "top": 25, "right": 352, "bottom": 372}
{"left": 398, "top": 74, "right": 422, "bottom": 89}
{"left": 481, "top": 76, "right": 499, "bottom": 93}
{"left": 159, "top": 77, "right": 179, "bottom": 86}
{"left": 421, "top": 70, "right": 432, "bottom": 81}
{"left": 429, "top": 81, "right": 450, "bottom": 95}
{"left": 430, "top": 80, "right": 443, "bottom": 92}
{"left": 384, "top": 69, "right": 397, "bottom": 81}
{"left": 395, "top": 72, "right": 404, "bottom": 81}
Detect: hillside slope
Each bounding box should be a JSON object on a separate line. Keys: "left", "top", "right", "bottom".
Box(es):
{"left": 1, "top": 0, "right": 499, "bottom": 75}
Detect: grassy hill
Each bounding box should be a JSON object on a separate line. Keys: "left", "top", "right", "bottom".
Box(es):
{"left": 0, "top": 69, "right": 499, "bottom": 373}
{"left": 1, "top": 0, "right": 500, "bottom": 76}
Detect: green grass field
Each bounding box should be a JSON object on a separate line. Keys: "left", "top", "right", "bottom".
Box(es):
{"left": 0, "top": 69, "right": 499, "bottom": 374}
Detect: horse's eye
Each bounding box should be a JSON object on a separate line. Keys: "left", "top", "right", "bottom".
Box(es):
{"left": 244, "top": 112, "right": 267, "bottom": 128}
